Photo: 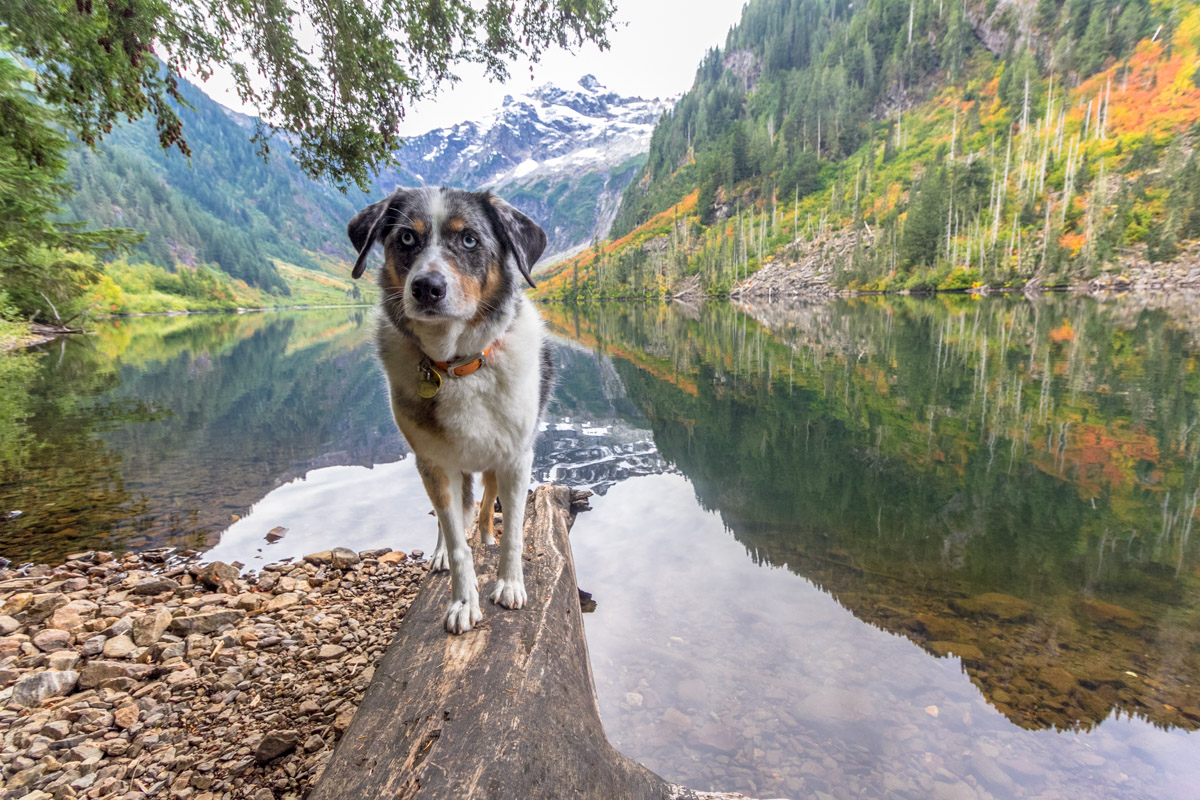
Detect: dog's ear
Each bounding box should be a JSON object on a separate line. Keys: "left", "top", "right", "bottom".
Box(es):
{"left": 481, "top": 193, "right": 546, "bottom": 288}
{"left": 348, "top": 193, "right": 405, "bottom": 279}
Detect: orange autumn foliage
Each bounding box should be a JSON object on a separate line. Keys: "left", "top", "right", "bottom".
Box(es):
{"left": 1075, "top": 22, "right": 1200, "bottom": 140}
{"left": 1050, "top": 321, "right": 1075, "bottom": 343}
{"left": 1032, "top": 423, "right": 1161, "bottom": 501}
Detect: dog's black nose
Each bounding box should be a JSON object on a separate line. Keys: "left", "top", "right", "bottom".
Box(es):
{"left": 411, "top": 273, "right": 447, "bottom": 306}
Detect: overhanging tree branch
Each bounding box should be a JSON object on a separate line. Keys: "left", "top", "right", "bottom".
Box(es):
{"left": 0, "top": 0, "right": 618, "bottom": 190}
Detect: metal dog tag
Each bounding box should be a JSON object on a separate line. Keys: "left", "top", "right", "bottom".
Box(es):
{"left": 417, "top": 365, "right": 442, "bottom": 399}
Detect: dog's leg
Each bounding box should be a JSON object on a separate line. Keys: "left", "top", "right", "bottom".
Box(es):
{"left": 479, "top": 470, "right": 499, "bottom": 545}
{"left": 429, "top": 520, "right": 449, "bottom": 573}
{"left": 417, "top": 459, "right": 481, "bottom": 633}
{"left": 390, "top": 393, "right": 450, "bottom": 572}
{"left": 461, "top": 472, "right": 475, "bottom": 540}
{"left": 490, "top": 452, "right": 531, "bottom": 610}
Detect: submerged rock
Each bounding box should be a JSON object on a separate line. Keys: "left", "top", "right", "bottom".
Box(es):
{"left": 687, "top": 722, "right": 741, "bottom": 754}
{"left": 950, "top": 592, "right": 1034, "bottom": 622}
{"left": 1080, "top": 598, "right": 1144, "bottom": 630}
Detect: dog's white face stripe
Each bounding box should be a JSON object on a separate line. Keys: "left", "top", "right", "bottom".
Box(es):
{"left": 404, "top": 188, "right": 470, "bottom": 323}
{"left": 425, "top": 188, "right": 443, "bottom": 248}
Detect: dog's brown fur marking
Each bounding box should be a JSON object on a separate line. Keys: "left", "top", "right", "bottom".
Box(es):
{"left": 443, "top": 255, "right": 481, "bottom": 309}
{"left": 446, "top": 217, "right": 467, "bottom": 233}
{"left": 411, "top": 219, "right": 426, "bottom": 235}
{"left": 479, "top": 470, "right": 498, "bottom": 539}
{"left": 416, "top": 459, "right": 451, "bottom": 510}
{"left": 390, "top": 386, "right": 444, "bottom": 441}
{"left": 470, "top": 260, "right": 505, "bottom": 327}
{"left": 382, "top": 256, "right": 406, "bottom": 297}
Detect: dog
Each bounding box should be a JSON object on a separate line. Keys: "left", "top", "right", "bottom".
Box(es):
{"left": 347, "top": 186, "right": 553, "bottom": 634}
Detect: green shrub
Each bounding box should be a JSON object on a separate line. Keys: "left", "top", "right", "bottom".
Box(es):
{"left": 938, "top": 266, "right": 980, "bottom": 291}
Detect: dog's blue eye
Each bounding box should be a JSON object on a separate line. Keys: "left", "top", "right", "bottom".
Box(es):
{"left": 399, "top": 230, "right": 417, "bottom": 247}
{"left": 462, "top": 234, "right": 478, "bottom": 250}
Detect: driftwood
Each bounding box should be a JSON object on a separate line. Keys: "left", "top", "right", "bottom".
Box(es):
{"left": 310, "top": 484, "right": 763, "bottom": 800}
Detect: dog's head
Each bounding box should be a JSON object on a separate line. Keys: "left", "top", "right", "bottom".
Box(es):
{"left": 347, "top": 187, "right": 546, "bottom": 325}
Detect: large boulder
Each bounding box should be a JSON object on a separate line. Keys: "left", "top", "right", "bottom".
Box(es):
{"left": 132, "top": 608, "right": 174, "bottom": 646}
{"left": 168, "top": 609, "right": 245, "bottom": 636}
{"left": 10, "top": 670, "right": 79, "bottom": 708}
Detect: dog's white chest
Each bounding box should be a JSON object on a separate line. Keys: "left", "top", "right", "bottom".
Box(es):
{"left": 433, "top": 362, "right": 539, "bottom": 471}
{"left": 375, "top": 301, "right": 545, "bottom": 474}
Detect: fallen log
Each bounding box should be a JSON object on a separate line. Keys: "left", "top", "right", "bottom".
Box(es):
{"left": 310, "top": 484, "right": 765, "bottom": 800}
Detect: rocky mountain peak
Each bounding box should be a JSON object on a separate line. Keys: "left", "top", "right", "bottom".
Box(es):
{"left": 377, "top": 76, "right": 675, "bottom": 259}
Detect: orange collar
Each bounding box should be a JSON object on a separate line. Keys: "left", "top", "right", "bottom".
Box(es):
{"left": 429, "top": 345, "right": 492, "bottom": 378}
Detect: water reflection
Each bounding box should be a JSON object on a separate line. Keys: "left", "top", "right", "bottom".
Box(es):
{"left": 573, "top": 474, "right": 1197, "bottom": 800}
{"left": 0, "top": 310, "right": 660, "bottom": 564}
{"left": 2, "top": 296, "right": 1197, "bottom": 798}
{"left": 544, "top": 296, "right": 1200, "bottom": 798}
{"left": 0, "top": 311, "right": 404, "bottom": 561}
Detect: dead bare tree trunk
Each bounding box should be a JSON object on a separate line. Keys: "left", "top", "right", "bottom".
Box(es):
{"left": 310, "top": 485, "right": 758, "bottom": 800}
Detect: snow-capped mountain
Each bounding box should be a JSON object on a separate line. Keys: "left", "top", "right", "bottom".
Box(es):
{"left": 377, "top": 75, "right": 674, "bottom": 260}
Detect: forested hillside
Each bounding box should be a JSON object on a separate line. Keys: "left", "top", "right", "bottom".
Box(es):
{"left": 536, "top": 0, "right": 1200, "bottom": 299}
{"left": 60, "top": 79, "right": 371, "bottom": 295}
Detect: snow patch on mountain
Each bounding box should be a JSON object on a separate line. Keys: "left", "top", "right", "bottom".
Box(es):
{"left": 388, "top": 74, "right": 670, "bottom": 190}
{"left": 376, "top": 75, "right": 674, "bottom": 257}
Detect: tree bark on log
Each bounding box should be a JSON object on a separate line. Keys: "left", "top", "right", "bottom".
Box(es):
{"left": 310, "top": 484, "right": 761, "bottom": 800}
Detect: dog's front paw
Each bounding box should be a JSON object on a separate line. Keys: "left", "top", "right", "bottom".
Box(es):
{"left": 429, "top": 546, "right": 449, "bottom": 572}
{"left": 443, "top": 597, "right": 483, "bottom": 634}
{"left": 490, "top": 577, "right": 527, "bottom": 610}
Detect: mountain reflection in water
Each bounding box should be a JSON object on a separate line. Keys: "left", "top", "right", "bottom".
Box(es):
{"left": 0, "top": 311, "right": 662, "bottom": 564}
{"left": 1, "top": 296, "right": 1197, "bottom": 799}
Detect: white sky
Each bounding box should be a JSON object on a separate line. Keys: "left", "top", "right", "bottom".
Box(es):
{"left": 192, "top": 1, "right": 747, "bottom": 136}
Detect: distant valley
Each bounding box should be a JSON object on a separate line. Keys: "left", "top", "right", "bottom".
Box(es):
{"left": 60, "top": 73, "right": 671, "bottom": 303}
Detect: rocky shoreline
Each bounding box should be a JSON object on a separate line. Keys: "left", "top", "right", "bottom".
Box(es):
{"left": 676, "top": 237, "right": 1200, "bottom": 301}
{"left": 0, "top": 547, "right": 427, "bottom": 800}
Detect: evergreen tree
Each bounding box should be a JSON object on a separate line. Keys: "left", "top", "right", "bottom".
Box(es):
{"left": 1079, "top": 5, "right": 1112, "bottom": 76}
{"left": 900, "top": 165, "right": 948, "bottom": 268}
{"left": 0, "top": 59, "right": 135, "bottom": 320}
